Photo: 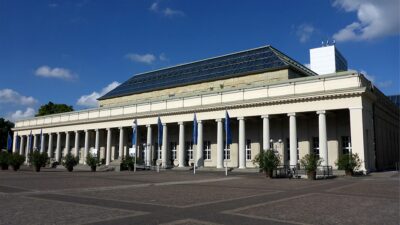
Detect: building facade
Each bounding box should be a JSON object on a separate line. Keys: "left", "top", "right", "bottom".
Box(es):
{"left": 12, "top": 46, "right": 399, "bottom": 172}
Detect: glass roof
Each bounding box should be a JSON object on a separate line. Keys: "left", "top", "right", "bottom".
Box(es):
{"left": 99, "top": 45, "right": 316, "bottom": 100}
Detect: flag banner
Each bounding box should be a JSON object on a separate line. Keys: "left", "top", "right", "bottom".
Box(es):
{"left": 193, "top": 113, "right": 198, "bottom": 145}
{"left": 7, "top": 132, "right": 12, "bottom": 152}
{"left": 132, "top": 119, "right": 137, "bottom": 146}
{"left": 225, "top": 111, "right": 232, "bottom": 146}
{"left": 157, "top": 117, "right": 163, "bottom": 146}
{"left": 38, "top": 129, "right": 43, "bottom": 152}
{"left": 29, "top": 131, "right": 33, "bottom": 152}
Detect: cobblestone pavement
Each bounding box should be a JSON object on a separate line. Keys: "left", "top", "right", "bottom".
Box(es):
{"left": 0, "top": 168, "right": 399, "bottom": 225}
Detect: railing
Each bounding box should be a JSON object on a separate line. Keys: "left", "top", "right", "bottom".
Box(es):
{"left": 274, "top": 165, "right": 333, "bottom": 179}
{"left": 15, "top": 73, "right": 363, "bottom": 128}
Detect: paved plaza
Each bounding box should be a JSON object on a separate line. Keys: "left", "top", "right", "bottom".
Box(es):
{"left": 0, "top": 168, "right": 399, "bottom": 225}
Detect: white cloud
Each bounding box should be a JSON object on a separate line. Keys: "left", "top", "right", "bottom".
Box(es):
{"left": 149, "top": 1, "right": 184, "bottom": 17}
{"left": 360, "top": 70, "right": 393, "bottom": 89}
{"left": 0, "top": 89, "right": 37, "bottom": 106}
{"left": 332, "top": 0, "right": 400, "bottom": 41}
{"left": 10, "top": 107, "right": 36, "bottom": 121}
{"left": 125, "top": 53, "right": 156, "bottom": 64}
{"left": 296, "top": 24, "right": 315, "bottom": 43}
{"left": 77, "top": 81, "right": 121, "bottom": 108}
{"left": 35, "top": 65, "right": 77, "bottom": 80}
{"left": 159, "top": 53, "right": 168, "bottom": 61}
{"left": 163, "top": 8, "right": 184, "bottom": 17}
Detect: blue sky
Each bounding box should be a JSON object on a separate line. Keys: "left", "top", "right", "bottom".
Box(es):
{"left": 0, "top": 0, "right": 399, "bottom": 121}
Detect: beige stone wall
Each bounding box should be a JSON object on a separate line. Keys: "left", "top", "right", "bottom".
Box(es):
{"left": 99, "top": 69, "right": 291, "bottom": 107}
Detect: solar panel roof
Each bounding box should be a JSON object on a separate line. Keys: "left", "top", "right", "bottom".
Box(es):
{"left": 99, "top": 45, "right": 317, "bottom": 100}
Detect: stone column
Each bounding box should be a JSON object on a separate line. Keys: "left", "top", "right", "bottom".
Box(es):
{"left": 65, "top": 132, "right": 70, "bottom": 157}
{"left": 161, "top": 123, "right": 167, "bottom": 168}
{"left": 196, "top": 120, "right": 204, "bottom": 167}
{"left": 25, "top": 135, "right": 29, "bottom": 163}
{"left": 84, "top": 130, "right": 89, "bottom": 164}
{"left": 262, "top": 115, "right": 270, "bottom": 151}
{"left": 178, "top": 122, "right": 185, "bottom": 167}
{"left": 238, "top": 117, "right": 246, "bottom": 169}
{"left": 106, "top": 128, "right": 111, "bottom": 166}
{"left": 288, "top": 113, "right": 297, "bottom": 167}
{"left": 118, "top": 127, "right": 124, "bottom": 159}
{"left": 48, "top": 133, "right": 53, "bottom": 158}
{"left": 317, "top": 111, "right": 328, "bottom": 166}
{"left": 33, "top": 134, "right": 38, "bottom": 151}
{"left": 40, "top": 133, "right": 45, "bottom": 153}
{"left": 349, "top": 107, "right": 367, "bottom": 171}
{"left": 56, "top": 132, "right": 61, "bottom": 162}
{"left": 95, "top": 129, "right": 100, "bottom": 155}
{"left": 216, "top": 118, "right": 223, "bottom": 169}
{"left": 20, "top": 135, "right": 25, "bottom": 155}
{"left": 146, "top": 125, "right": 152, "bottom": 167}
{"left": 74, "top": 131, "right": 80, "bottom": 157}
{"left": 12, "top": 133, "right": 18, "bottom": 153}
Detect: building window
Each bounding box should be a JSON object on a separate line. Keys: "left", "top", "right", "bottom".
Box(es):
{"left": 223, "top": 141, "right": 230, "bottom": 160}
{"left": 203, "top": 141, "right": 211, "bottom": 160}
{"left": 286, "top": 138, "right": 299, "bottom": 161}
{"left": 170, "top": 142, "right": 177, "bottom": 160}
{"left": 155, "top": 143, "right": 161, "bottom": 160}
{"left": 312, "top": 137, "right": 319, "bottom": 157}
{"left": 246, "top": 139, "right": 252, "bottom": 160}
{"left": 341, "top": 136, "right": 351, "bottom": 155}
{"left": 186, "top": 141, "right": 194, "bottom": 160}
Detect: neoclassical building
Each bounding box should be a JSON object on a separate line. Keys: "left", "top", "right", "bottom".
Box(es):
{"left": 12, "top": 45, "right": 399, "bottom": 172}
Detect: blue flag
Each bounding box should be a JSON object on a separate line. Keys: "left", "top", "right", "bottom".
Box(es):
{"left": 193, "top": 113, "right": 198, "bottom": 145}
{"left": 132, "top": 119, "right": 137, "bottom": 146}
{"left": 28, "top": 131, "right": 33, "bottom": 152}
{"left": 7, "top": 132, "right": 12, "bottom": 152}
{"left": 157, "top": 117, "right": 163, "bottom": 146}
{"left": 225, "top": 111, "right": 232, "bottom": 146}
{"left": 38, "top": 129, "right": 43, "bottom": 152}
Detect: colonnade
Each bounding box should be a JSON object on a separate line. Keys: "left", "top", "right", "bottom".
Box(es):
{"left": 13, "top": 111, "right": 330, "bottom": 168}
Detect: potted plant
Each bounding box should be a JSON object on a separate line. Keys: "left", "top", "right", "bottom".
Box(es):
{"left": 28, "top": 151, "right": 49, "bottom": 172}
{"left": 335, "top": 153, "right": 361, "bottom": 176}
{"left": 0, "top": 151, "right": 10, "bottom": 170}
{"left": 300, "top": 153, "right": 322, "bottom": 180}
{"left": 253, "top": 149, "right": 281, "bottom": 178}
{"left": 62, "top": 153, "right": 79, "bottom": 172}
{"left": 86, "top": 153, "right": 99, "bottom": 172}
{"left": 9, "top": 153, "right": 26, "bottom": 171}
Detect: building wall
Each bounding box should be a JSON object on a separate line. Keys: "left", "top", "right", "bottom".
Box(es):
{"left": 99, "top": 69, "right": 291, "bottom": 107}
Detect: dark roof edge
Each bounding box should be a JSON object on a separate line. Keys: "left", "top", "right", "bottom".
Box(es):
{"left": 269, "top": 46, "right": 318, "bottom": 76}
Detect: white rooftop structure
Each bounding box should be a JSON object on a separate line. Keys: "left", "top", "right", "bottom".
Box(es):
{"left": 310, "top": 45, "right": 348, "bottom": 75}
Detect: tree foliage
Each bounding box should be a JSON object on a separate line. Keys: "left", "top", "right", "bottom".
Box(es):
{"left": 36, "top": 101, "right": 73, "bottom": 116}
{"left": 0, "top": 118, "right": 14, "bottom": 150}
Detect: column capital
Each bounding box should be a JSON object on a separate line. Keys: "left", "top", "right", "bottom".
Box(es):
{"left": 119, "top": 126, "right": 123, "bottom": 130}
{"left": 197, "top": 120, "right": 202, "bottom": 124}
{"left": 215, "top": 118, "right": 222, "bottom": 122}
{"left": 106, "top": 127, "right": 111, "bottom": 131}
{"left": 84, "top": 129, "right": 89, "bottom": 132}
{"left": 95, "top": 128, "right": 99, "bottom": 132}
{"left": 178, "top": 121, "right": 184, "bottom": 125}
{"left": 261, "top": 115, "right": 269, "bottom": 118}
{"left": 316, "top": 110, "right": 326, "bottom": 115}
{"left": 75, "top": 130, "right": 79, "bottom": 133}
{"left": 287, "top": 112, "right": 296, "bottom": 117}
{"left": 162, "top": 123, "right": 167, "bottom": 126}
{"left": 146, "top": 124, "right": 152, "bottom": 127}
{"left": 237, "top": 117, "right": 245, "bottom": 120}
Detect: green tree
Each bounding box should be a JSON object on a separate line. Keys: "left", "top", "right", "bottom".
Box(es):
{"left": 36, "top": 101, "right": 73, "bottom": 116}
{"left": 0, "top": 118, "right": 14, "bottom": 150}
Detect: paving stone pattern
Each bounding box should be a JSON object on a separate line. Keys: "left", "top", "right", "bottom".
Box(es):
{"left": 0, "top": 168, "right": 399, "bottom": 225}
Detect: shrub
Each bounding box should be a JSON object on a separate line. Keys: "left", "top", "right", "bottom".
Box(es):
{"left": 121, "top": 156, "right": 144, "bottom": 171}
{"left": 61, "top": 153, "right": 79, "bottom": 172}
{"left": 28, "top": 151, "right": 49, "bottom": 172}
{"left": 335, "top": 153, "right": 361, "bottom": 176}
{"left": 253, "top": 149, "right": 280, "bottom": 178}
{"left": 0, "top": 151, "right": 10, "bottom": 170}
{"left": 86, "top": 153, "right": 99, "bottom": 172}
{"left": 9, "top": 153, "right": 25, "bottom": 171}
{"left": 300, "top": 153, "right": 323, "bottom": 180}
